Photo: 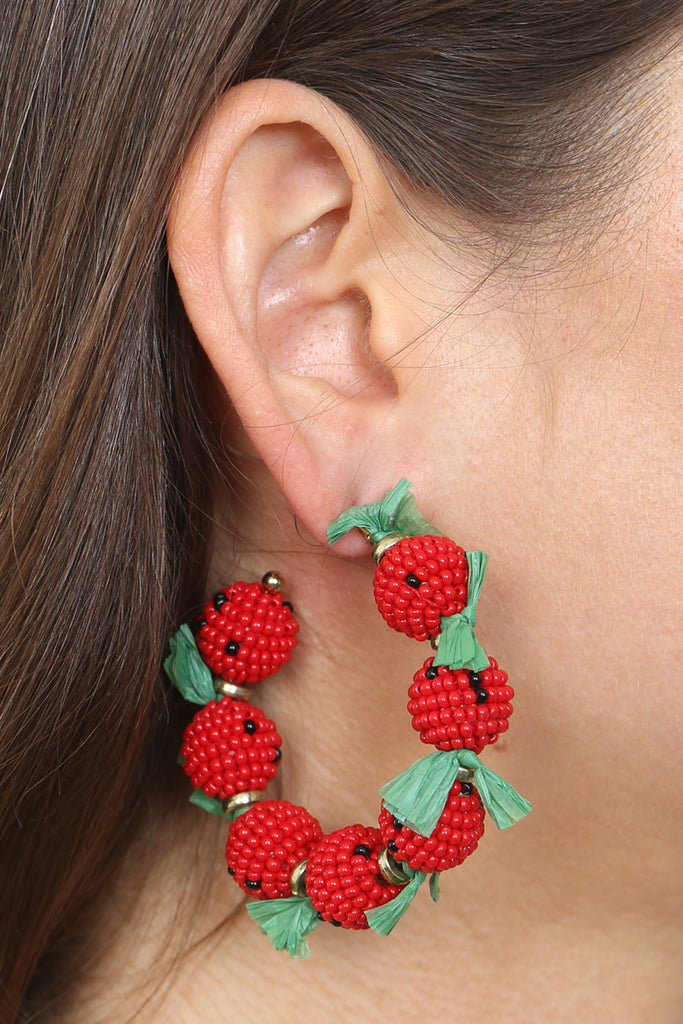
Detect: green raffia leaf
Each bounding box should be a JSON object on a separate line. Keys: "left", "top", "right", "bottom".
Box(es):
{"left": 326, "top": 478, "right": 441, "bottom": 546}
{"left": 378, "top": 751, "right": 462, "bottom": 837}
{"left": 366, "top": 870, "right": 427, "bottom": 936}
{"left": 434, "top": 551, "right": 490, "bottom": 671}
{"left": 457, "top": 750, "right": 532, "bottom": 830}
{"left": 433, "top": 613, "right": 489, "bottom": 671}
{"left": 246, "top": 897, "right": 321, "bottom": 959}
{"left": 164, "top": 624, "right": 215, "bottom": 704}
{"left": 189, "top": 789, "right": 229, "bottom": 818}
{"left": 428, "top": 873, "right": 441, "bottom": 902}
{"left": 379, "top": 748, "right": 532, "bottom": 837}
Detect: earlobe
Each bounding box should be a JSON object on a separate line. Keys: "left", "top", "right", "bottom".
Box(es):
{"left": 168, "top": 80, "right": 409, "bottom": 545}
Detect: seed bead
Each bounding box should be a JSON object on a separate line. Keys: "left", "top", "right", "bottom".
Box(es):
{"left": 225, "top": 801, "right": 323, "bottom": 899}
{"left": 378, "top": 781, "right": 485, "bottom": 873}
{"left": 305, "top": 824, "right": 405, "bottom": 929}
{"left": 181, "top": 699, "right": 282, "bottom": 800}
{"left": 196, "top": 580, "right": 299, "bottom": 684}
{"left": 373, "top": 536, "right": 468, "bottom": 641}
{"left": 408, "top": 656, "right": 514, "bottom": 752}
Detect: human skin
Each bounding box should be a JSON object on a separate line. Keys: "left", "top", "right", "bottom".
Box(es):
{"left": 55, "top": 52, "right": 682, "bottom": 1024}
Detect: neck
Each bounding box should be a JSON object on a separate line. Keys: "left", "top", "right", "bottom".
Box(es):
{"left": 52, "top": 461, "right": 681, "bottom": 1023}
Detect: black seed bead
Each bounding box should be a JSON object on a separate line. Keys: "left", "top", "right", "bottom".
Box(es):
{"left": 195, "top": 617, "right": 207, "bottom": 632}
{"left": 245, "top": 878, "right": 261, "bottom": 890}
{"left": 392, "top": 817, "right": 403, "bottom": 831}
{"left": 227, "top": 867, "right": 235, "bottom": 875}
{"left": 469, "top": 672, "right": 482, "bottom": 689}
{"left": 388, "top": 840, "right": 398, "bottom": 853}
{"left": 353, "top": 844, "right": 372, "bottom": 859}
{"left": 226, "top": 640, "right": 240, "bottom": 656}
{"left": 475, "top": 688, "right": 489, "bottom": 704}
{"left": 460, "top": 782, "right": 473, "bottom": 796}
{"left": 272, "top": 748, "right": 282, "bottom": 762}
{"left": 330, "top": 919, "right": 342, "bottom": 927}
{"left": 317, "top": 912, "right": 324, "bottom": 920}
{"left": 405, "top": 573, "right": 421, "bottom": 588}
{"left": 425, "top": 665, "right": 439, "bottom": 680}
{"left": 282, "top": 601, "right": 294, "bottom": 612}
{"left": 213, "top": 591, "right": 227, "bottom": 610}
{"left": 243, "top": 719, "right": 257, "bottom": 733}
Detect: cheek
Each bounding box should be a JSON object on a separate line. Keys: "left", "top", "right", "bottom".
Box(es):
{"left": 398, "top": 340, "right": 681, "bottom": 796}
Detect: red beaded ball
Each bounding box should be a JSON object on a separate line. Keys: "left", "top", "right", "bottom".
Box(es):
{"left": 378, "top": 780, "right": 485, "bottom": 873}
{"left": 305, "top": 824, "right": 405, "bottom": 930}
{"left": 408, "top": 656, "right": 514, "bottom": 753}
{"left": 373, "top": 536, "right": 468, "bottom": 641}
{"left": 225, "top": 800, "right": 323, "bottom": 899}
{"left": 196, "top": 580, "right": 299, "bottom": 685}
{"left": 180, "top": 699, "right": 281, "bottom": 800}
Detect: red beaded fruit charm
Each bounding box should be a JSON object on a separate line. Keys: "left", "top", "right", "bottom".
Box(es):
{"left": 373, "top": 535, "right": 468, "bottom": 641}
{"left": 226, "top": 800, "right": 323, "bottom": 898}
{"left": 408, "top": 656, "right": 514, "bottom": 752}
{"left": 180, "top": 699, "right": 282, "bottom": 800}
{"left": 378, "top": 780, "right": 485, "bottom": 873}
{"left": 305, "top": 824, "right": 405, "bottom": 929}
{"left": 196, "top": 579, "right": 299, "bottom": 685}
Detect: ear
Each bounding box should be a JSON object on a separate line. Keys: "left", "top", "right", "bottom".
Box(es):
{"left": 167, "top": 79, "right": 428, "bottom": 547}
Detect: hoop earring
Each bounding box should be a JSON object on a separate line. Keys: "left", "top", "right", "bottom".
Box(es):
{"left": 165, "top": 480, "right": 531, "bottom": 958}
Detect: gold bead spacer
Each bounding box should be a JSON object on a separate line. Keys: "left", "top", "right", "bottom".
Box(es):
{"left": 289, "top": 858, "right": 309, "bottom": 897}
{"left": 430, "top": 634, "right": 440, "bottom": 651}
{"left": 222, "top": 790, "right": 263, "bottom": 817}
{"left": 456, "top": 766, "right": 475, "bottom": 783}
{"left": 214, "top": 678, "right": 252, "bottom": 702}
{"left": 261, "top": 570, "right": 284, "bottom": 592}
{"left": 371, "top": 532, "right": 406, "bottom": 564}
{"left": 377, "top": 846, "right": 412, "bottom": 886}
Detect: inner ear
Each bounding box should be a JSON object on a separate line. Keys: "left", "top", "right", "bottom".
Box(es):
{"left": 257, "top": 208, "right": 396, "bottom": 398}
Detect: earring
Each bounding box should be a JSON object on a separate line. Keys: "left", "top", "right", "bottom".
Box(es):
{"left": 165, "top": 480, "right": 531, "bottom": 958}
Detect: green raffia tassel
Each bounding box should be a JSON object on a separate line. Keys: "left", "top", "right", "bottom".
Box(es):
{"left": 366, "top": 869, "right": 431, "bottom": 936}
{"left": 164, "top": 623, "right": 216, "bottom": 705}
{"left": 246, "top": 897, "right": 321, "bottom": 959}
{"left": 189, "top": 789, "right": 230, "bottom": 818}
{"left": 379, "top": 751, "right": 463, "bottom": 837}
{"left": 327, "top": 478, "right": 441, "bottom": 546}
{"left": 433, "top": 550, "right": 490, "bottom": 671}
{"left": 379, "top": 749, "right": 532, "bottom": 837}
{"left": 456, "top": 750, "right": 532, "bottom": 830}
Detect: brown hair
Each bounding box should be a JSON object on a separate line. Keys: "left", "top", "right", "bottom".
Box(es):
{"left": 1, "top": 1, "right": 680, "bottom": 1020}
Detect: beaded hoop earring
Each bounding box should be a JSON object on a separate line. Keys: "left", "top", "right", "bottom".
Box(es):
{"left": 165, "top": 480, "right": 531, "bottom": 958}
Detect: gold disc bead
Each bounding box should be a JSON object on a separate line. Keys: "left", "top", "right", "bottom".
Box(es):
{"left": 289, "top": 858, "right": 309, "bottom": 897}
{"left": 222, "top": 790, "right": 263, "bottom": 817}
{"left": 357, "top": 529, "right": 406, "bottom": 563}
{"left": 371, "top": 532, "right": 407, "bottom": 564}
{"left": 214, "top": 678, "right": 252, "bottom": 702}
{"left": 377, "top": 846, "right": 412, "bottom": 886}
